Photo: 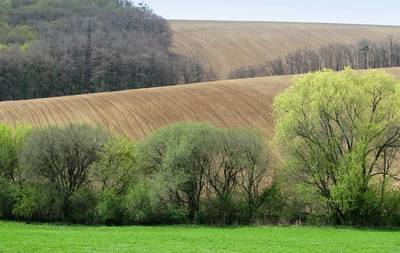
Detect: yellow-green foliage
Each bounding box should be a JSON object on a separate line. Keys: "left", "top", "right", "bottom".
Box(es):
{"left": 0, "top": 123, "right": 31, "bottom": 181}
{"left": 0, "top": 23, "right": 37, "bottom": 44}
{"left": 274, "top": 68, "right": 400, "bottom": 223}
{"left": 274, "top": 68, "right": 400, "bottom": 145}
{"left": 91, "top": 136, "right": 137, "bottom": 194}
{"left": 20, "top": 42, "right": 31, "bottom": 52}
{"left": 0, "top": 43, "right": 8, "bottom": 50}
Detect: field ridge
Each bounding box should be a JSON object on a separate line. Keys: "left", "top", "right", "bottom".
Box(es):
{"left": 171, "top": 20, "right": 400, "bottom": 79}
{"left": 1, "top": 68, "right": 399, "bottom": 140}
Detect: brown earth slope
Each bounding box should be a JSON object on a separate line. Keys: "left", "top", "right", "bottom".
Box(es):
{"left": 1, "top": 68, "right": 400, "bottom": 140}
{"left": 170, "top": 21, "right": 400, "bottom": 79}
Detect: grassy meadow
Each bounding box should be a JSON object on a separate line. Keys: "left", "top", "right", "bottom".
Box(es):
{"left": 0, "top": 221, "right": 399, "bottom": 253}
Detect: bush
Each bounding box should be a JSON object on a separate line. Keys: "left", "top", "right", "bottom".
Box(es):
{"left": 96, "top": 190, "right": 125, "bottom": 225}
{"left": 69, "top": 187, "right": 98, "bottom": 224}
{"left": 248, "top": 183, "right": 283, "bottom": 225}
{"left": 12, "top": 183, "right": 63, "bottom": 222}
{"left": 380, "top": 190, "right": 400, "bottom": 227}
{"left": 0, "top": 178, "right": 17, "bottom": 219}
{"left": 123, "top": 183, "right": 153, "bottom": 224}
{"left": 123, "top": 181, "right": 187, "bottom": 225}
{"left": 199, "top": 194, "right": 240, "bottom": 225}
{"left": 0, "top": 123, "right": 30, "bottom": 182}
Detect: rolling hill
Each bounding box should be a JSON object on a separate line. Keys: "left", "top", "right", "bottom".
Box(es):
{"left": 170, "top": 21, "right": 400, "bottom": 79}
{"left": 2, "top": 21, "right": 400, "bottom": 140}
{"left": 1, "top": 68, "right": 400, "bottom": 141}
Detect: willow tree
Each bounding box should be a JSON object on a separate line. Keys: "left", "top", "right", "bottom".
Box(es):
{"left": 274, "top": 68, "right": 400, "bottom": 224}
{"left": 0, "top": 124, "right": 30, "bottom": 182}
{"left": 0, "top": 123, "right": 30, "bottom": 218}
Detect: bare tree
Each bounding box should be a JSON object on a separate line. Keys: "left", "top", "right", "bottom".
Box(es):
{"left": 230, "top": 37, "right": 400, "bottom": 79}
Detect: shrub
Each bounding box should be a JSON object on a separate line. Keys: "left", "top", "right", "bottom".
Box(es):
{"left": 123, "top": 183, "right": 153, "bottom": 224}
{"left": 247, "top": 183, "right": 283, "bottom": 225}
{"left": 200, "top": 194, "right": 240, "bottom": 225}
{"left": 96, "top": 190, "right": 125, "bottom": 225}
{"left": 123, "top": 181, "right": 187, "bottom": 225}
{"left": 12, "top": 183, "right": 63, "bottom": 222}
{"left": 0, "top": 124, "right": 30, "bottom": 182}
{"left": 69, "top": 187, "right": 98, "bottom": 224}
{"left": 0, "top": 178, "right": 17, "bottom": 219}
{"left": 380, "top": 190, "right": 400, "bottom": 227}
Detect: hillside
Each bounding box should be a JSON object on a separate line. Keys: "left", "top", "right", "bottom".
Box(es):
{"left": 1, "top": 68, "right": 400, "bottom": 141}
{"left": 0, "top": 0, "right": 204, "bottom": 101}
{"left": 170, "top": 21, "right": 400, "bottom": 79}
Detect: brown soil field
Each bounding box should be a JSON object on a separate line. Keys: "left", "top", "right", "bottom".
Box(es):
{"left": 1, "top": 68, "right": 399, "bottom": 141}
{"left": 170, "top": 20, "right": 400, "bottom": 79}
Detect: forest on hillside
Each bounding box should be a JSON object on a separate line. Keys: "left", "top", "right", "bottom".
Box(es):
{"left": 0, "top": 0, "right": 210, "bottom": 101}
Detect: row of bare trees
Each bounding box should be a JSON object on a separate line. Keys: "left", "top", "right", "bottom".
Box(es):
{"left": 231, "top": 37, "right": 400, "bottom": 79}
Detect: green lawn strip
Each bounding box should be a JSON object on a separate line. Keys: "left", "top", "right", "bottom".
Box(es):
{"left": 0, "top": 221, "right": 399, "bottom": 253}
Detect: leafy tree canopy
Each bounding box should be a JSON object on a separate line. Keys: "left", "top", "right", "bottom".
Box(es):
{"left": 274, "top": 68, "right": 400, "bottom": 224}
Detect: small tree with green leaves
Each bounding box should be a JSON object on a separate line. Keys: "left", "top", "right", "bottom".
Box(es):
{"left": 90, "top": 136, "right": 137, "bottom": 224}
{"left": 136, "top": 123, "right": 216, "bottom": 222}
{"left": 20, "top": 124, "right": 109, "bottom": 220}
{"left": 91, "top": 136, "right": 136, "bottom": 195}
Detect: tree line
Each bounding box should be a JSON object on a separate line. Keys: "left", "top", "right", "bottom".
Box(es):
{"left": 1, "top": 69, "right": 400, "bottom": 227}
{"left": 0, "top": 0, "right": 213, "bottom": 101}
{"left": 0, "top": 123, "right": 278, "bottom": 225}
{"left": 230, "top": 37, "right": 400, "bottom": 79}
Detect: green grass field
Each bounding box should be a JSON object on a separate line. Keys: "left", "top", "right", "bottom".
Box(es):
{"left": 0, "top": 221, "right": 399, "bottom": 253}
